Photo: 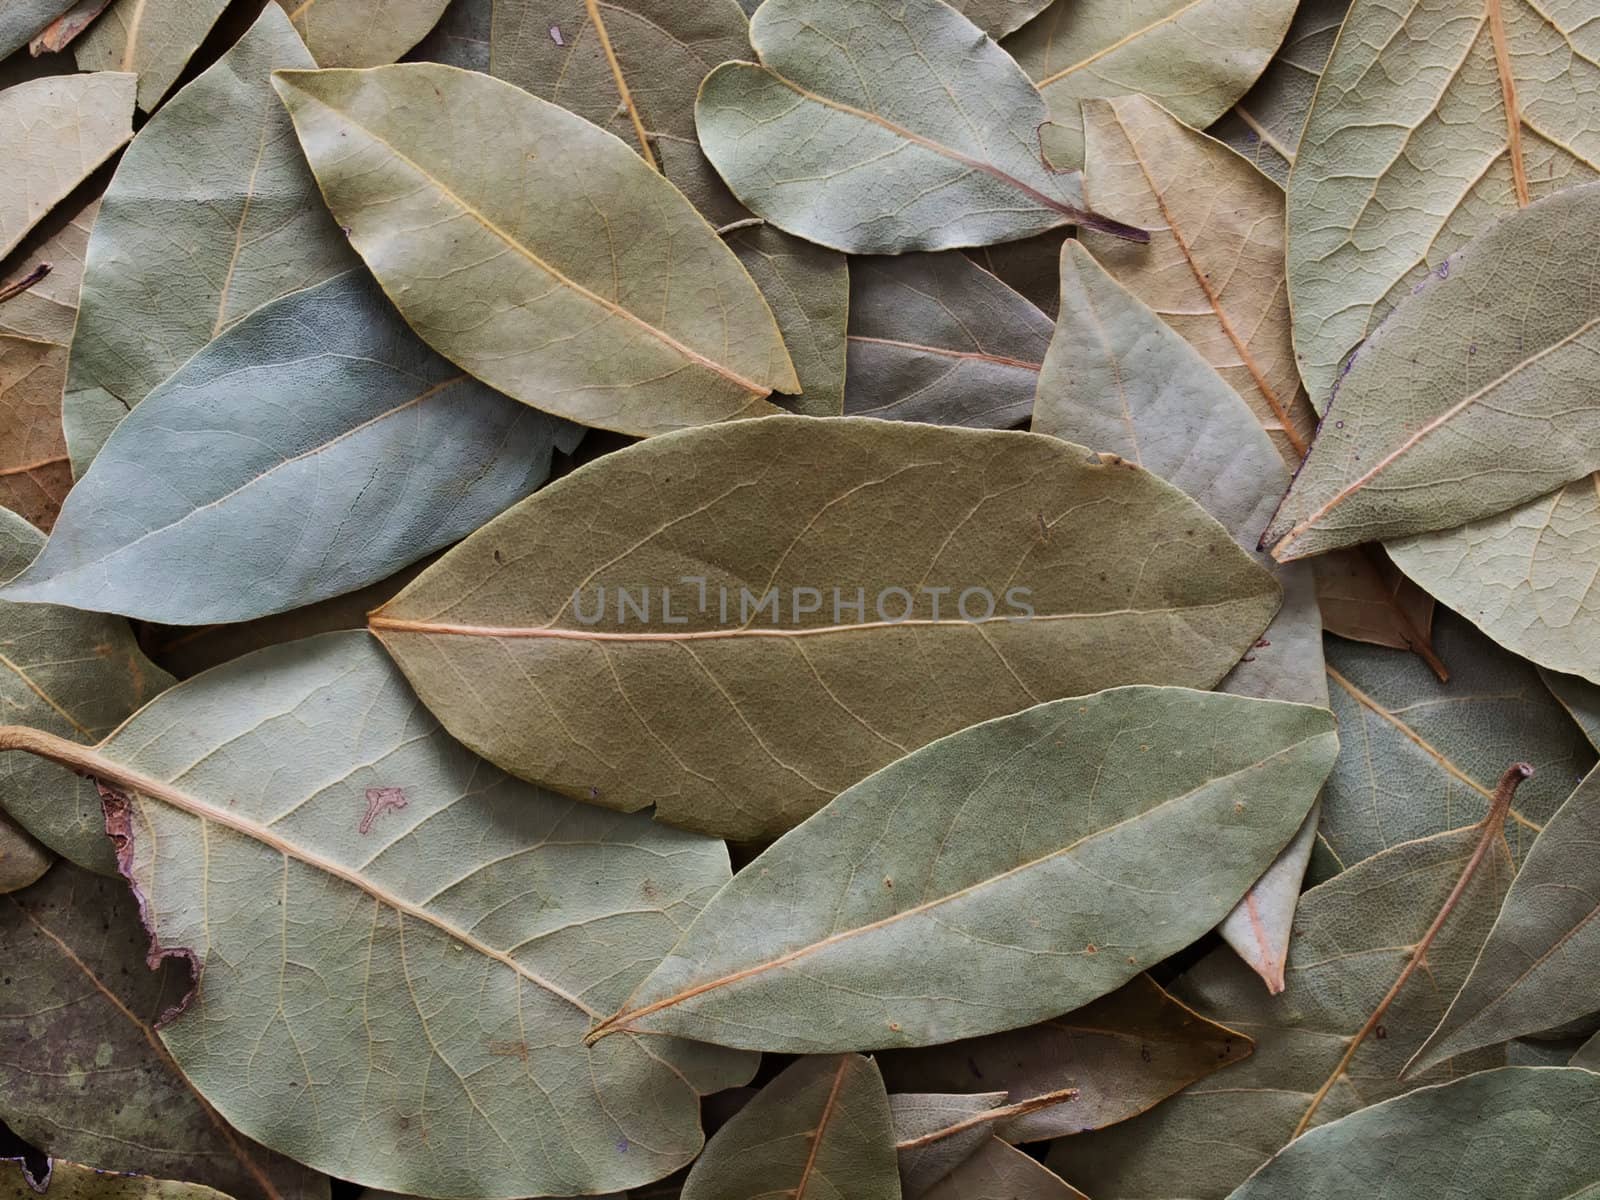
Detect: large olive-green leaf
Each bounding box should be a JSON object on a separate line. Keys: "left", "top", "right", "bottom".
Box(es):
{"left": 0, "top": 509, "right": 172, "bottom": 872}
{"left": 879, "top": 974, "right": 1251, "bottom": 1142}
{"left": 845, "top": 253, "right": 1050, "bottom": 428}
{"left": 1543, "top": 667, "right": 1600, "bottom": 750}
{"left": 1211, "top": 0, "right": 1350, "bottom": 184}
{"left": 64, "top": 5, "right": 358, "bottom": 476}
{"left": 276, "top": 0, "right": 452, "bottom": 66}
{"left": 1226, "top": 1067, "right": 1600, "bottom": 1200}
{"left": 4, "top": 272, "right": 579, "bottom": 624}
{"left": 1389, "top": 474, "right": 1600, "bottom": 684}
{"left": 0, "top": 334, "right": 70, "bottom": 531}
{"left": 682, "top": 1055, "right": 900, "bottom": 1200}
{"left": 0, "top": 1, "right": 74, "bottom": 59}
{"left": 926, "top": 1141, "right": 1087, "bottom": 1200}
{"left": 1321, "top": 610, "right": 1594, "bottom": 873}
{"left": 1268, "top": 183, "right": 1600, "bottom": 561}
{"left": 1049, "top": 823, "right": 1511, "bottom": 1199}
{"left": 274, "top": 63, "right": 797, "bottom": 436}
{"left": 657, "top": 138, "right": 846, "bottom": 417}
{"left": 2, "top": 1158, "right": 237, "bottom": 1200}
{"left": 693, "top": 0, "right": 1144, "bottom": 254}
{"left": 591, "top": 687, "right": 1336, "bottom": 1051}
{"left": 72, "top": 0, "right": 229, "bottom": 110}
{"left": 0, "top": 195, "right": 99, "bottom": 348}
{"left": 1033, "top": 243, "right": 1325, "bottom": 990}
{"left": 407, "top": 0, "right": 488, "bottom": 69}
{"left": 369, "top": 416, "right": 1285, "bottom": 841}
{"left": 489, "top": 0, "right": 749, "bottom": 160}
{"left": 0, "top": 810, "right": 50, "bottom": 893}
{"left": 0, "top": 73, "right": 131, "bottom": 262}
{"left": 1409, "top": 766, "right": 1600, "bottom": 1072}
{"left": 1, "top": 863, "right": 328, "bottom": 1200}
{"left": 1003, "top": 0, "right": 1296, "bottom": 170}
{"left": 0, "top": 633, "right": 754, "bottom": 1198}
{"left": 1286, "top": 0, "right": 1600, "bottom": 411}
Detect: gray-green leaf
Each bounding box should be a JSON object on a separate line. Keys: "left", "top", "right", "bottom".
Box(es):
{"left": 72, "top": 0, "right": 230, "bottom": 111}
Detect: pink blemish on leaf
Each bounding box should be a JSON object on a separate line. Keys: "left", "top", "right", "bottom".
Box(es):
{"left": 360, "top": 787, "right": 408, "bottom": 835}
{"left": 550, "top": 25, "right": 565, "bottom": 45}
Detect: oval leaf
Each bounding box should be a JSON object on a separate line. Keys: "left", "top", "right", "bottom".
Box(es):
{"left": 0, "top": 633, "right": 753, "bottom": 1198}
{"left": 4, "top": 271, "right": 578, "bottom": 624}
{"left": 369, "top": 415, "right": 1285, "bottom": 841}
{"left": 591, "top": 686, "right": 1336, "bottom": 1052}
{"left": 693, "top": 0, "right": 1144, "bottom": 253}
{"left": 272, "top": 61, "right": 798, "bottom": 436}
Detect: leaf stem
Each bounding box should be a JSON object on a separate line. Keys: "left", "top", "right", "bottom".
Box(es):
{"left": 0, "top": 263, "right": 51, "bottom": 305}
{"left": 1288, "top": 762, "right": 1531, "bottom": 1139}
{"left": 893, "top": 1087, "right": 1079, "bottom": 1151}
{"left": 584, "top": 0, "right": 658, "bottom": 171}
{"left": 715, "top": 217, "right": 765, "bottom": 236}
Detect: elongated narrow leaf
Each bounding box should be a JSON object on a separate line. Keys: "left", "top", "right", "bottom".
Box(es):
{"left": 370, "top": 416, "right": 1284, "bottom": 841}
{"left": 1210, "top": 0, "right": 1350, "bottom": 184}
{"left": 926, "top": 1140, "right": 1087, "bottom": 1200}
{"left": 2, "top": 1157, "right": 238, "bottom": 1200}
{"left": 1322, "top": 610, "right": 1594, "bottom": 873}
{"left": 694, "top": 0, "right": 1143, "bottom": 253}
{"left": 1543, "top": 667, "right": 1600, "bottom": 751}
{"left": 1389, "top": 473, "right": 1600, "bottom": 684}
{"left": 683, "top": 1055, "right": 899, "bottom": 1200}
{"left": 1269, "top": 183, "right": 1600, "bottom": 561}
{"left": 1051, "top": 823, "right": 1511, "bottom": 1199}
{"left": 879, "top": 974, "right": 1251, "bottom": 1142}
{"left": 0, "top": 633, "right": 753, "bottom": 1197}
{"left": 274, "top": 63, "right": 797, "bottom": 436}
{"left": 4, "top": 272, "right": 578, "bottom": 624}
{"left": 0, "top": 73, "right": 132, "bottom": 262}
{"left": 1, "top": 863, "right": 328, "bottom": 1200}
{"left": 277, "top": 0, "right": 452, "bottom": 66}
{"left": 1004, "top": 0, "right": 1296, "bottom": 170}
{"left": 72, "top": 0, "right": 229, "bottom": 110}
{"left": 1287, "top": 0, "right": 1600, "bottom": 409}
{"left": 846, "top": 253, "right": 1050, "bottom": 428}
{"left": 490, "top": 0, "right": 750, "bottom": 156}
{"left": 890, "top": 1092, "right": 1005, "bottom": 1196}
{"left": 1410, "top": 765, "right": 1600, "bottom": 1072}
{"left": 64, "top": 5, "right": 359, "bottom": 475}
{"left": 593, "top": 687, "right": 1335, "bottom": 1051}
{"left": 1226, "top": 1068, "right": 1600, "bottom": 1200}
{"left": 1034, "top": 243, "right": 1325, "bottom": 990}
{"left": 0, "top": 334, "right": 70, "bottom": 531}
{"left": 0, "top": 810, "right": 50, "bottom": 893}
{"left": 0, "top": 509, "right": 172, "bottom": 872}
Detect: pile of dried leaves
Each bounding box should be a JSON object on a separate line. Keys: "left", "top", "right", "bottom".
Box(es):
{"left": 1, "top": 0, "right": 1598, "bottom": 1196}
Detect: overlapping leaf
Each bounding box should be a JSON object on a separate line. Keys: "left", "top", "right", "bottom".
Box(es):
{"left": 926, "top": 1141, "right": 1087, "bottom": 1200}
{"left": 1287, "top": 0, "right": 1600, "bottom": 409}
{"left": 1269, "top": 183, "right": 1600, "bottom": 561}
{"left": 64, "top": 5, "right": 358, "bottom": 475}
{"left": 890, "top": 1092, "right": 1005, "bottom": 1196}
{"left": 276, "top": 0, "right": 452, "bottom": 67}
{"left": 0, "top": 334, "right": 70, "bottom": 530}
{"left": 0, "top": 633, "right": 754, "bottom": 1198}
{"left": 275, "top": 62, "right": 798, "bottom": 435}
{"left": 591, "top": 686, "right": 1335, "bottom": 1051}
{"left": 370, "top": 416, "right": 1285, "bottom": 840}
{"left": 845, "top": 253, "right": 1050, "bottom": 428}
{"left": 0, "top": 810, "right": 50, "bottom": 893}
{"left": 1543, "top": 667, "right": 1600, "bottom": 751}
{"left": 72, "top": 0, "right": 229, "bottom": 110}
{"left": 5, "top": 272, "right": 579, "bottom": 624}
{"left": 408, "top": 0, "right": 488, "bottom": 69}
{"left": 0, "top": 195, "right": 98, "bottom": 347}
{"left": 0, "top": 1, "right": 75, "bottom": 58}
{"left": 0, "top": 509, "right": 172, "bottom": 872}
{"left": 1, "top": 862, "right": 328, "bottom": 1200}
{"left": 1, "top": 1157, "right": 238, "bottom": 1200}
{"left": 694, "top": 0, "right": 1144, "bottom": 253}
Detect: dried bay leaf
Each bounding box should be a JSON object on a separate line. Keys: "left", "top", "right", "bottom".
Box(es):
{"left": 1033, "top": 243, "right": 1324, "bottom": 990}
{"left": 591, "top": 686, "right": 1336, "bottom": 1051}
{"left": 1268, "top": 183, "right": 1600, "bottom": 561}
{"left": 0, "top": 73, "right": 132, "bottom": 263}
{"left": 5, "top": 271, "right": 580, "bottom": 624}
{"left": 879, "top": 974, "right": 1251, "bottom": 1143}
{"left": 370, "top": 416, "right": 1286, "bottom": 841}
{"left": 1225, "top": 1067, "right": 1600, "bottom": 1200}
{"left": 965, "top": 230, "right": 1070, "bottom": 317}
{"left": 694, "top": 0, "right": 1144, "bottom": 254}
{"left": 1286, "top": 0, "right": 1600, "bottom": 411}
{"left": 72, "top": 0, "right": 229, "bottom": 111}
{"left": 406, "top": 0, "right": 489, "bottom": 70}
{"left": 1542, "top": 667, "right": 1600, "bottom": 751}
{"left": 0, "top": 1, "right": 75, "bottom": 59}
{"left": 0, "top": 335, "right": 70, "bottom": 531}
{"left": 2, "top": 1158, "right": 240, "bottom": 1200}
{"left": 0, "top": 633, "right": 754, "bottom": 1198}
{"left": 890, "top": 1092, "right": 1005, "bottom": 1196}
{"left": 29, "top": 0, "right": 113, "bottom": 56}
{"left": 681, "top": 1055, "right": 900, "bottom": 1200}
{"left": 0, "top": 509, "right": 172, "bottom": 873}
{"left": 1210, "top": 0, "right": 1350, "bottom": 184}
{"left": 1574, "top": 1032, "right": 1600, "bottom": 1069}
{"left": 275, "top": 62, "right": 798, "bottom": 436}
{"left": 64, "top": 5, "right": 359, "bottom": 476}
{"left": 1409, "top": 765, "right": 1600, "bottom": 1072}
{"left": 1050, "top": 822, "right": 1512, "bottom": 1199}
{"left": 924, "top": 1140, "right": 1087, "bottom": 1200}
{"left": 0, "top": 196, "right": 99, "bottom": 348}
{"left": 845, "top": 253, "right": 1051, "bottom": 428}
{"left": 1004, "top": 0, "right": 1296, "bottom": 170}
{"left": 1, "top": 863, "right": 328, "bottom": 1200}
{"left": 1322, "top": 610, "right": 1594, "bottom": 873}
{"left": 275, "top": 0, "right": 452, "bottom": 67}
{"left": 0, "top": 810, "right": 50, "bottom": 893}
{"left": 1306, "top": 545, "right": 1440, "bottom": 673}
